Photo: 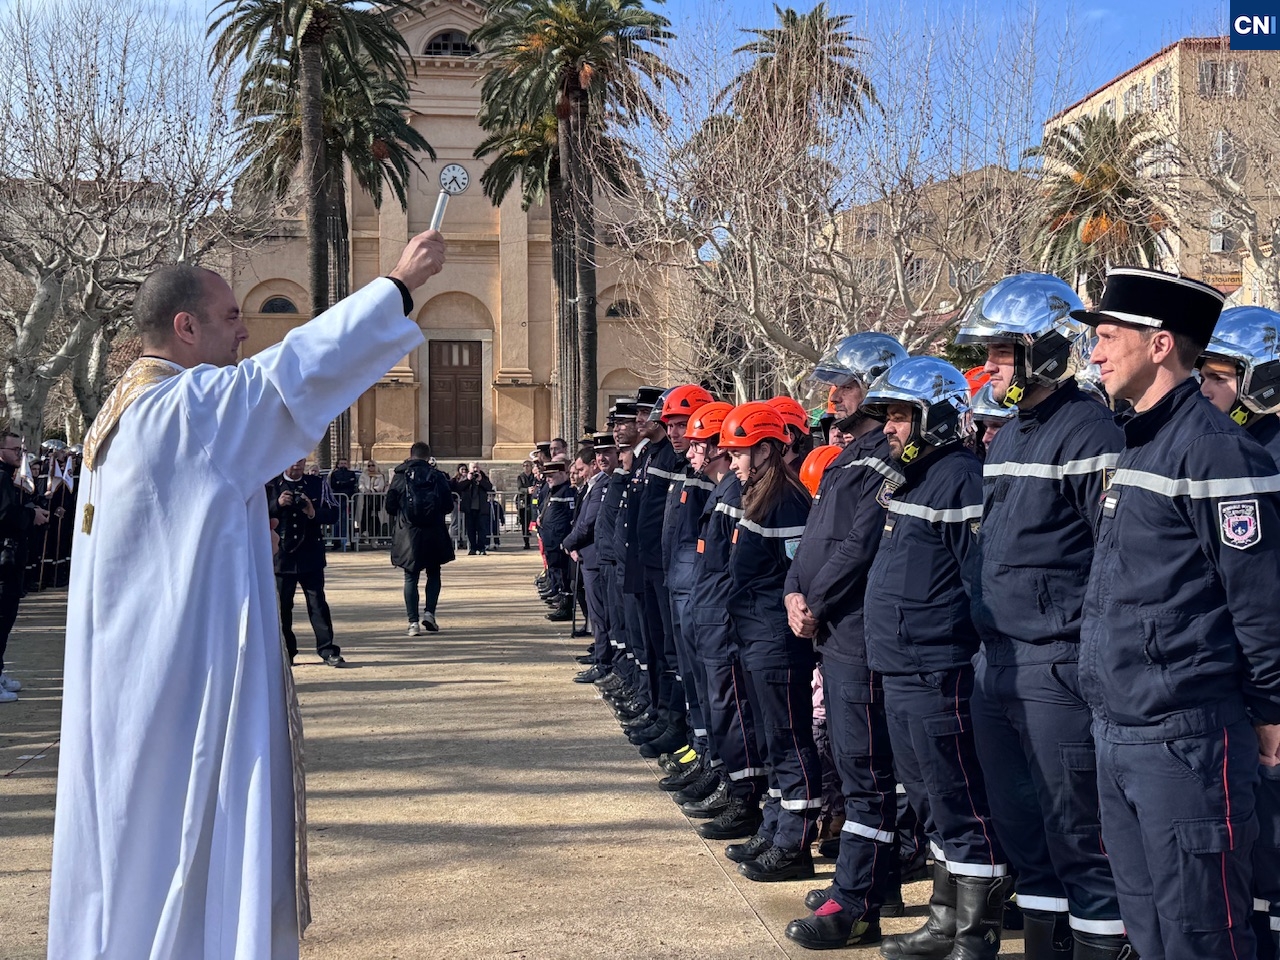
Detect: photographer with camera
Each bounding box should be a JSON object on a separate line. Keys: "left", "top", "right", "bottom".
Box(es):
{"left": 268, "top": 457, "right": 342, "bottom": 666}
{"left": 454, "top": 461, "right": 494, "bottom": 556}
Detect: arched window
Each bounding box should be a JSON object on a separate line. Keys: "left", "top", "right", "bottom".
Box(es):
{"left": 424, "top": 31, "right": 476, "bottom": 57}
{"left": 605, "top": 299, "right": 641, "bottom": 319}
{"left": 260, "top": 296, "right": 299, "bottom": 314}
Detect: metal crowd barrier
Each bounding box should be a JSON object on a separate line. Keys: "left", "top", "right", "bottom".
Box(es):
{"left": 321, "top": 490, "right": 515, "bottom": 552}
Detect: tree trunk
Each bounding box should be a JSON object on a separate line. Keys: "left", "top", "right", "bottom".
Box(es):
{"left": 550, "top": 148, "right": 579, "bottom": 438}
{"left": 70, "top": 325, "right": 114, "bottom": 426}
{"left": 299, "top": 33, "right": 330, "bottom": 326}
{"left": 566, "top": 91, "right": 598, "bottom": 434}
{"left": 319, "top": 169, "right": 351, "bottom": 469}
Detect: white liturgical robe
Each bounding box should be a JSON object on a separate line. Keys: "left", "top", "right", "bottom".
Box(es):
{"left": 47, "top": 279, "right": 424, "bottom": 959}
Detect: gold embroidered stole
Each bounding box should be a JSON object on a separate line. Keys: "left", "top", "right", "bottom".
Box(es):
{"left": 80, "top": 356, "right": 312, "bottom": 935}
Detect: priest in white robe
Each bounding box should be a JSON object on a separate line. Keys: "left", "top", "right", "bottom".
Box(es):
{"left": 46, "top": 231, "right": 445, "bottom": 960}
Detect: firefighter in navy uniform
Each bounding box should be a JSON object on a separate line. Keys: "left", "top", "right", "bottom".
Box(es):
{"left": 539, "top": 458, "right": 577, "bottom": 620}
{"left": 955, "top": 273, "right": 1130, "bottom": 960}
{"left": 860, "top": 357, "right": 1010, "bottom": 960}
{"left": 564, "top": 433, "right": 611, "bottom": 678}
{"left": 718, "top": 402, "right": 821, "bottom": 884}
{"left": 619, "top": 395, "right": 659, "bottom": 735}
{"left": 1198, "top": 304, "right": 1280, "bottom": 960}
{"left": 1077, "top": 268, "right": 1280, "bottom": 960}
{"left": 779, "top": 333, "right": 911, "bottom": 951}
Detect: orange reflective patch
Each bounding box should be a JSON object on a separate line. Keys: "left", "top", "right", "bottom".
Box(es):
{"left": 680, "top": 491, "right": 687, "bottom": 503}
{"left": 696, "top": 539, "right": 705, "bottom": 553}
{"left": 732, "top": 529, "right": 739, "bottom": 544}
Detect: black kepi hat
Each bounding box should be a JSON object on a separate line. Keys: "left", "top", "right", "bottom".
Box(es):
{"left": 607, "top": 398, "right": 637, "bottom": 425}
{"left": 634, "top": 385, "right": 664, "bottom": 409}
{"left": 535, "top": 441, "right": 552, "bottom": 457}
{"left": 544, "top": 457, "right": 567, "bottom": 471}
{"left": 591, "top": 431, "right": 617, "bottom": 451}
{"left": 1070, "top": 267, "right": 1227, "bottom": 348}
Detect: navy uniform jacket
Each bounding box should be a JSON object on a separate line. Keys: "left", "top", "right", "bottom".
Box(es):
{"left": 728, "top": 484, "right": 812, "bottom": 664}
{"left": 660, "top": 456, "right": 690, "bottom": 574}
{"left": 539, "top": 478, "right": 577, "bottom": 559}
{"left": 562, "top": 472, "right": 608, "bottom": 569}
{"left": 1081, "top": 378, "right": 1280, "bottom": 739}
{"left": 268, "top": 473, "right": 338, "bottom": 576}
{"left": 785, "top": 430, "right": 904, "bottom": 665}
{"left": 1251, "top": 414, "right": 1280, "bottom": 461}
{"left": 622, "top": 439, "right": 652, "bottom": 593}
{"left": 637, "top": 436, "right": 679, "bottom": 573}
{"left": 864, "top": 444, "right": 983, "bottom": 676}
{"left": 971, "top": 381, "right": 1124, "bottom": 663}
{"left": 693, "top": 473, "right": 743, "bottom": 615}
{"left": 595, "top": 467, "right": 628, "bottom": 565}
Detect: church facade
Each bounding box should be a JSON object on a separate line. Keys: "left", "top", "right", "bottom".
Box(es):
{"left": 230, "top": 0, "right": 670, "bottom": 462}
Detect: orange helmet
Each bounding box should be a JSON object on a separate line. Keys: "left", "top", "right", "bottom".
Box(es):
{"left": 717, "top": 402, "right": 789, "bottom": 450}
{"left": 660, "top": 384, "right": 715, "bottom": 423}
{"left": 767, "top": 395, "right": 812, "bottom": 435}
{"left": 964, "top": 366, "right": 991, "bottom": 395}
{"left": 800, "top": 444, "right": 842, "bottom": 496}
{"left": 684, "top": 401, "right": 734, "bottom": 442}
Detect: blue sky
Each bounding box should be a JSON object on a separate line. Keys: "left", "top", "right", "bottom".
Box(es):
{"left": 658, "top": 0, "right": 1229, "bottom": 105}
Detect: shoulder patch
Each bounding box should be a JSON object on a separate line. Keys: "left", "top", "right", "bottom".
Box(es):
{"left": 1220, "top": 499, "right": 1261, "bottom": 550}
{"left": 969, "top": 519, "right": 982, "bottom": 536}
{"left": 1102, "top": 466, "right": 1116, "bottom": 491}
{"left": 876, "top": 479, "right": 899, "bottom": 508}
{"left": 785, "top": 536, "right": 802, "bottom": 560}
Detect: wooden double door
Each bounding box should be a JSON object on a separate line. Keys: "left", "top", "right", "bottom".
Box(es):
{"left": 427, "top": 340, "right": 483, "bottom": 458}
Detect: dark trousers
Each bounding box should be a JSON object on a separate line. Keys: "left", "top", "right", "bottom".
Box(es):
{"left": 882, "top": 668, "right": 1005, "bottom": 877}
{"left": 1256, "top": 765, "right": 1280, "bottom": 959}
{"left": 624, "top": 591, "right": 651, "bottom": 711}
{"left": 823, "top": 656, "right": 901, "bottom": 919}
{"left": 695, "top": 603, "right": 762, "bottom": 788}
{"left": 0, "top": 574, "right": 21, "bottom": 675}
{"left": 465, "top": 509, "right": 486, "bottom": 552}
{"left": 1096, "top": 715, "right": 1258, "bottom": 960}
{"left": 971, "top": 653, "right": 1122, "bottom": 929}
{"left": 277, "top": 569, "right": 338, "bottom": 660}
{"left": 667, "top": 555, "right": 706, "bottom": 751}
{"left": 603, "top": 564, "right": 636, "bottom": 685}
{"left": 582, "top": 565, "right": 612, "bottom": 665}
{"left": 640, "top": 565, "right": 678, "bottom": 713}
{"left": 403, "top": 567, "right": 442, "bottom": 623}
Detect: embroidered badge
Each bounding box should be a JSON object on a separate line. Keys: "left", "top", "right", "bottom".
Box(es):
{"left": 1102, "top": 467, "right": 1116, "bottom": 491}
{"left": 1220, "top": 499, "right": 1261, "bottom": 550}
{"left": 969, "top": 519, "right": 982, "bottom": 536}
{"left": 785, "top": 536, "right": 802, "bottom": 560}
{"left": 876, "top": 479, "right": 899, "bottom": 508}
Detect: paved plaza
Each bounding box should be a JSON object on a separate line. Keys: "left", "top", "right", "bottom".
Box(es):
{"left": 0, "top": 550, "right": 1028, "bottom": 959}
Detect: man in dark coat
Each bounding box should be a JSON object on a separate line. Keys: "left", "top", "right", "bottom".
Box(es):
{"left": 0, "top": 432, "right": 48, "bottom": 701}
{"left": 454, "top": 462, "right": 494, "bottom": 556}
{"left": 268, "top": 457, "right": 341, "bottom": 666}
{"left": 326, "top": 456, "right": 359, "bottom": 549}
{"left": 387, "top": 441, "right": 455, "bottom": 635}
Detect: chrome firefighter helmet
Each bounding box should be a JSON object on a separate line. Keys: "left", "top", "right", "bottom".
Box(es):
{"left": 1199, "top": 306, "right": 1280, "bottom": 424}
{"left": 970, "top": 382, "right": 1016, "bottom": 423}
{"left": 861, "top": 356, "right": 973, "bottom": 463}
{"left": 955, "top": 273, "right": 1087, "bottom": 406}
{"left": 808, "top": 332, "right": 910, "bottom": 388}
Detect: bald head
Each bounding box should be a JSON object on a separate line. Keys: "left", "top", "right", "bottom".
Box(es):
{"left": 134, "top": 264, "right": 218, "bottom": 348}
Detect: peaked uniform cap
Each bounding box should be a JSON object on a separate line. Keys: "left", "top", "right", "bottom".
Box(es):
{"left": 1071, "top": 267, "right": 1226, "bottom": 347}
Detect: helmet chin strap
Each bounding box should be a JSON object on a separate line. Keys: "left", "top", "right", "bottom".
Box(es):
{"left": 1229, "top": 401, "right": 1254, "bottom": 427}
{"left": 1002, "top": 345, "right": 1030, "bottom": 408}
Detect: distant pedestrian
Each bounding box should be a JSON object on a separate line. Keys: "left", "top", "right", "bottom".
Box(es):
{"left": 387, "top": 442, "right": 455, "bottom": 635}
{"left": 454, "top": 462, "right": 494, "bottom": 555}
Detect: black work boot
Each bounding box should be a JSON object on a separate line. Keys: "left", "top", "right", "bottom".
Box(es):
{"left": 626, "top": 715, "right": 666, "bottom": 742}
{"left": 638, "top": 719, "right": 690, "bottom": 758}
{"left": 698, "top": 795, "right": 762, "bottom": 840}
{"left": 725, "top": 831, "right": 773, "bottom": 864}
{"left": 805, "top": 887, "right": 834, "bottom": 911}
{"left": 659, "top": 754, "right": 704, "bottom": 791}
{"left": 546, "top": 595, "right": 574, "bottom": 621}
{"left": 946, "top": 875, "right": 1011, "bottom": 960}
{"left": 681, "top": 778, "right": 731, "bottom": 818}
{"left": 739, "top": 843, "right": 816, "bottom": 882}
{"left": 1071, "top": 930, "right": 1139, "bottom": 959}
{"left": 674, "top": 765, "right": 722, "bottom": 804}
{"left": 785, "top": 898, "right": 882, "bottom": 951}
{"left": 1022, "top": 909, "right": 1073, "bottom": 959}
{"left": 880, "top": 863, "right": 957, "bottom": 960}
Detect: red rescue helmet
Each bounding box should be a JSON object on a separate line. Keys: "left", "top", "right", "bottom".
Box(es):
{"left": 717, "top": 402, "right": 790, "bottom": 450}
{"left": 684, "top": 401, "right": 734, "bottom": 442}
{"left": 799, "top": 444, "right": 842, "bottom": 496}
{"left": 767, "top": 395, "right": 812, "bottom": 435}
{"left": 661, "top": 384, "right": 715, "bottom": 423}
{"left": 964, "top": 366, "right": 991, "bottom": 395}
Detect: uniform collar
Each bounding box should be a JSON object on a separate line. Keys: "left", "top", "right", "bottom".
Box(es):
{"left": 1249, "top": 413, "right": 1280, "bottom": 446}
{"left": 1121, "top": 376, "right": 1200, "bottom": 447}
{"left": 1016, "top": 380, "right": 1079, "bottom": 425}
{"left": 898, "top": 441, "right": 963, "bottom": 484}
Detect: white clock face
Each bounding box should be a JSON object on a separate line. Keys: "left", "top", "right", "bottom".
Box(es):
{"left": 440, "top": 163, "right": 469, "bottom": 195}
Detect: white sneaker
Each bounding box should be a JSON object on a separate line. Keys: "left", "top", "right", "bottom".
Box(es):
{"left": 0, "top": 673, "right": 20, "bottom": 693}
{"left": 406, "top": 622, "right": 422, "bottom": 637}
{"left": 421, "top": 612, "right": 439, "bottom": 633}
{"left": 0, "top": 687, "right": 17, "bottom": 703}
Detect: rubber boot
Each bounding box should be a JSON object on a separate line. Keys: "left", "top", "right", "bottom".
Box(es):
{"left": 880, "top": 863, "right": 957, "bottom": 960}
{"left": 1071, "top": 929, "right": 1139, "bottom": 959}
{"left": 1022, "top": 909, "right": 1073, "bottom": 959}
{"left": 946, "top": 875, "right": 1011, "bottom": 960}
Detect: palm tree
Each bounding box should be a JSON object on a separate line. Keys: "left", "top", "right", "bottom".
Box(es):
{"left": 471, "top": 0, "right": 681, "bottom": 433}
{"left": 1027, "top": 111, "right": 1173, "bottom": 303}
{"left": 721, "top": 3, "right": 876, "bottom": 128}
{"left": 209, "top": 0, "right": 417, "bottom": 323}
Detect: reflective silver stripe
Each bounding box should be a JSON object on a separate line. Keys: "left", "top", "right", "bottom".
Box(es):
{"left": 647, "top": 466, "right": 680, "bottom": 480}
{"left": 1256, "top": 898, "right": 1271, "bottom": 912}
{"left": 843, "top": 456, "right": 906, "bottom": 484}
{"left": 946, "top": 860, "right": 1009, "bottom": 878}
{"left": 709, "top": 758, "right": 725, "bottom": 768}
{"left": 768, "top": 787, "right": 783, "bottom": 798}
{"left": 1272, "top": 916, "right": 1280, "bottom": 933}
{"left": 549, "top": 496, "right": 575, "bottom": 503}
{"left": 638, "top": 663, "right": 648, "bottom": 671}
{"left": 842, "top": 821, "right": 896, "bottom": 844}
{"left": 729, "top": 766, "right": 768, "bottom": 780}
{"left": 683, "top": 476, "right": 715, "bottom": 491}
{"left": 1068, "top": 917, "right": 1128, "bottom": 936}
{"left": 693, "top": 727, "right": 707, "bottom": 737}
{"left": 1019, "top": 895, "right": 1070, "bottom": 913}
{"left": 887, "top": 500, "right": 983, "bottom": 523}
{"left": 984, "top": 453, "right": 1119, "bottom": 480}
{"left": 1111, "top": 468, "right": 1280, "bottom": 500}
{"left": 896, "top": 783, "right": 907, "bottom": 795}
{"left": 780, "top": 797, "right": 824, "bottom": 811}
{"left": 714, "top": 502, "right": 745, "bottom": 519}
{"left": 930, "top": 842, "right": 945, "bottom": 861}
{"left": 738, "top": 518, "right": 808, "bottom": 538}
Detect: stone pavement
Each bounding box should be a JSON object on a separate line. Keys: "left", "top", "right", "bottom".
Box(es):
{"left": 0, "top": 549, "right": 1027, "bottom": 959}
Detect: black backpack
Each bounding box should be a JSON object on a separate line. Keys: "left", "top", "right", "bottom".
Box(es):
{"left": 401, "top": 464, "right": 441, "bottom": 527}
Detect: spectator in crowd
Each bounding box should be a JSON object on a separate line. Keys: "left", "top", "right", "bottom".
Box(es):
{"left": 357, "top": 458, "right": 388, "bottom": 540}
{"left": 327, "top": 456, "right": 359, "bottom": 549}
{"left": 517, "top": 458, "right": 538, "bottom": 549}
{"left": 1, "top": 433, "right": 48, "bottom": 702}
{"left": 454, "top": 462, "right": 494, "bottom": 556}
{"left": 388, "top": 441, "right": 455, "bottom": 635}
